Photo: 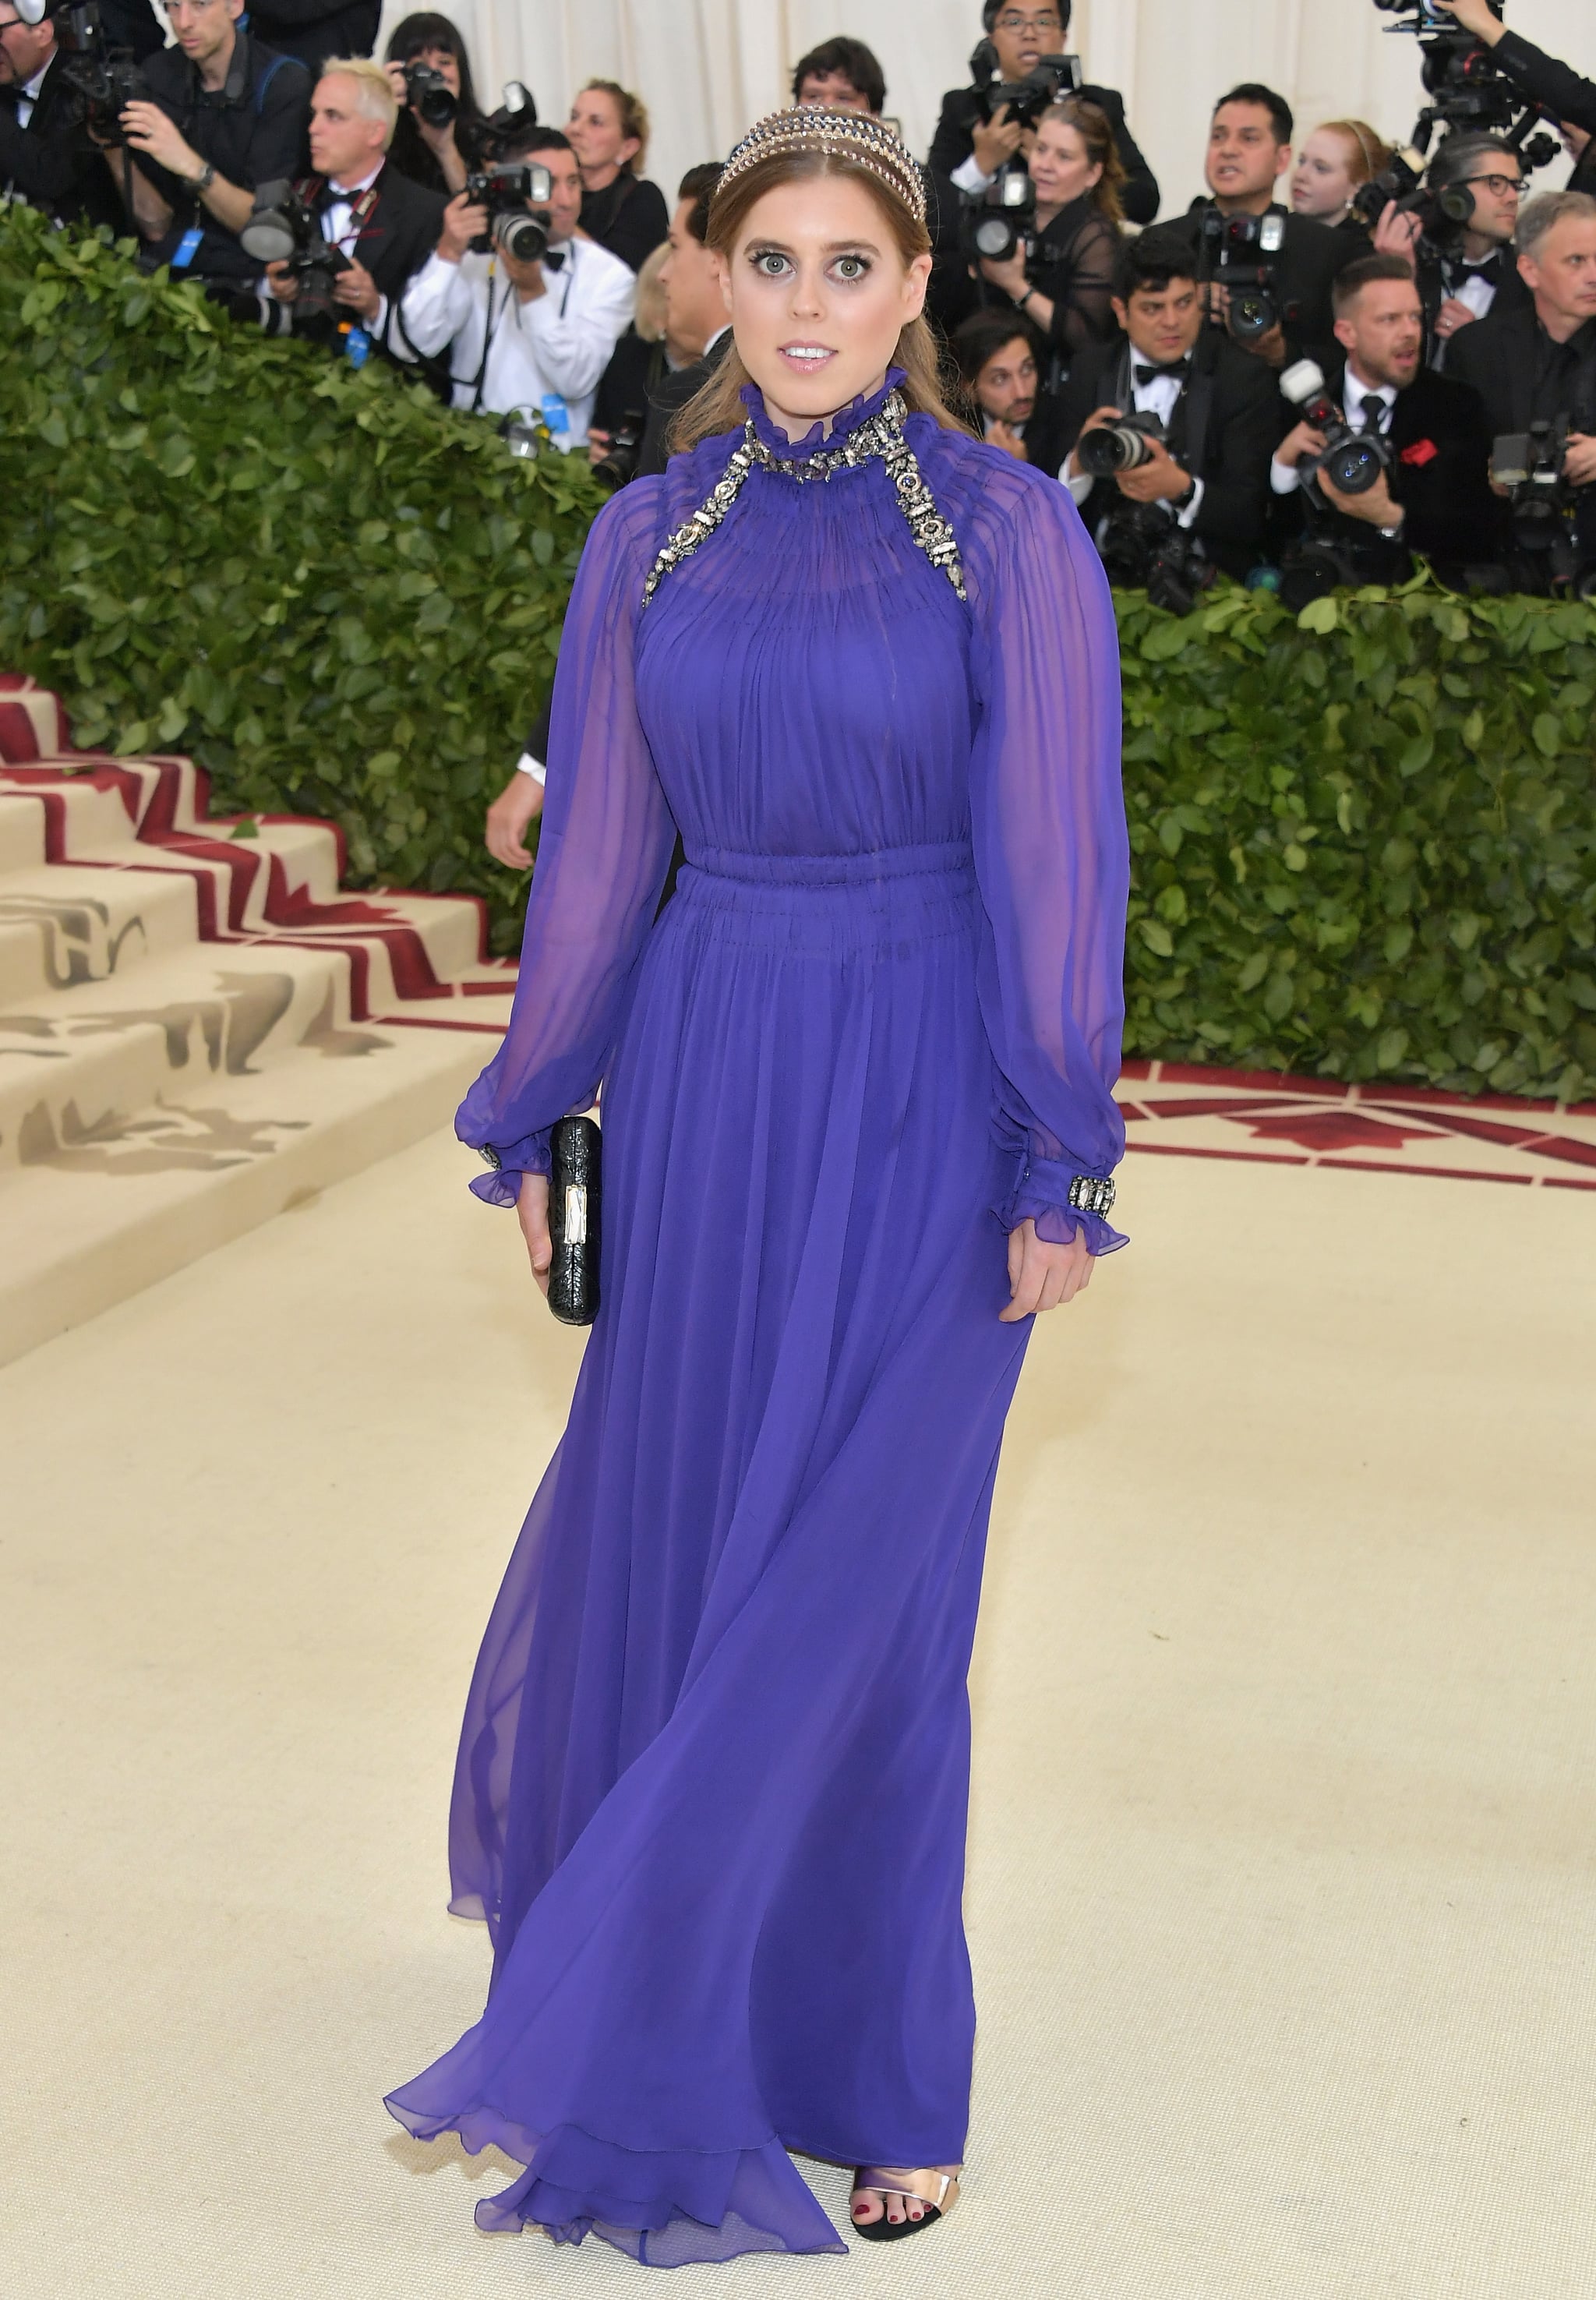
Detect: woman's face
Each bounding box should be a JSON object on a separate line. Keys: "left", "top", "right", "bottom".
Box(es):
{"left": 1291, "top": 129, "right": 1357, "bottom": 219}
{"left": 717, "top": 175, "right": 930, "bottom": 439}
{"left": 418, "top": 43, "right": 460, "bottom": 96}
{"left": 567, "top": 87, "right": 637, "bottom": 174}
{"left": 1029, "top": 118, "right": 1101, "bottom": 210}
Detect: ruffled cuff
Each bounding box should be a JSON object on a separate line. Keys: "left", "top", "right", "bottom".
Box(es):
{"left": 990, "top": 1147, "right": 1128, "bottom": 1256}
{"left": 460, "top": 1125, "right": 554, "bottom": 1209}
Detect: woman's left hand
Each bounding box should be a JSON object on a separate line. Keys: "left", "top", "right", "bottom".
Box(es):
{"left": 979, "top": 249, "right": 1030, "bottom": 303}
{"left": 1000, "top": 1217, "right": 1095, "bottom": 1320}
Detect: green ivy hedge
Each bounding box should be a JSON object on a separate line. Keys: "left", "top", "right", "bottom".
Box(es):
{"left": 5, "top": 209, "right": 1595, "bottom": 1094}
{"left": 0, "top": 203, "right": 603, "bottom": 952}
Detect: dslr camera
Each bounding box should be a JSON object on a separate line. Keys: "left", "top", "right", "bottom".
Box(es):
{"left": 1280, "top": 360, "right": 1394, "bottom": 496}
{"left": 239, "top": 181, "right": 351, "bottom": 334}
{"left": 1492, "top": 421, "right": 1596, "bottom": 598}
{"left": 23, "top": 0, "right": 147, "bottom": 142}
{"left": 401, "top": 59, "right": 456, "bottom": 129}
{"left": 960, "top": 161, "right": 1036, "bottom": 264}
{"left": 1075, "top": 409, "right": 1168, "bottom": 478}
{"left": 1095, "top": 502, "right": 1216, "bottom": 616}
{"left": 463, "top": 157, "right": 553, "bottom": 263}
{"left": 969, "top": 39, "right": 1082, "bottom": 132}
{"left": 1198, "top": 208, "right": 1291, "bottom": 345}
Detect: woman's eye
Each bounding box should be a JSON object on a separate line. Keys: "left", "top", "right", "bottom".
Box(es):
{"left": 834, "top": 255, "right": 867, "bottom": 281}
{"left": 754, "top": 252, "right": 789, "bottom": 277}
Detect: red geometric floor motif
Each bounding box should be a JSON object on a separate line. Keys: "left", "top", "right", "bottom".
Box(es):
{"left": 1118, "top": 1060, "right": 1596, "bottom": 1191}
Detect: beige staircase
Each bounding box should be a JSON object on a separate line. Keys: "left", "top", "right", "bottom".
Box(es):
{"left": 0, "top": 676, "right": 517, "bottom": 1364}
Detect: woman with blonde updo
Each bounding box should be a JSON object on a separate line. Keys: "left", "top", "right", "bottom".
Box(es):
{"left": 387, "top": 106, "right": 1128, "bottom": 2266}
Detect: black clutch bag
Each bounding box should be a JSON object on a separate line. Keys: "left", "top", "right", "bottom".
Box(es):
{"left": 547, "top": 1115, "right": 601, "bottom": 1326}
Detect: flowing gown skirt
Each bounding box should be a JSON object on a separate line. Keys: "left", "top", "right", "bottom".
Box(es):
{"left": 385, "top": 839, "right": 1036, "bottom": 2264}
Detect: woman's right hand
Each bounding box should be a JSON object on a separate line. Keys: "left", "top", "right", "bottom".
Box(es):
{"left": 517, "top": 1171, "right": 553, "bottom": 1294}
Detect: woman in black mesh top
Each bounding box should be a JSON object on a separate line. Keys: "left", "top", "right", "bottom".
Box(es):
{"left": 973, "top": 97, "right": 1123, "bottom": 367}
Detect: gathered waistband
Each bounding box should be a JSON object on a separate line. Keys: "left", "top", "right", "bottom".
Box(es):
{"left": 669, "top": 841, "right": 980, "bottom": 955}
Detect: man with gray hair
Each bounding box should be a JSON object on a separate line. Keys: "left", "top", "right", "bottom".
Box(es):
{"left": 263, "top": 55, "right": 444, "bottom": 362}
{"left": 1450, "top": 189, "right": 1596, "bottom": 572}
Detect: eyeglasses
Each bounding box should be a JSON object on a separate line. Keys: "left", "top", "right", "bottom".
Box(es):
{"left": 992, "top": 11, "right": 1064, "bottom": 31}
{"left": 1464, "top": 173, "right": 1524, "bottom": 197}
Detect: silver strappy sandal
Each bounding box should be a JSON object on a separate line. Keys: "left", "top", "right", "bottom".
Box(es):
{"left": 849, "top": 2164, "right": 962, "bottom": 2242}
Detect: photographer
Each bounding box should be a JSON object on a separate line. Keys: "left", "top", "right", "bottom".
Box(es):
{"left": 1291, "top": 119, "right": 1395, "bottom": 239}
{"left": 245, "top": 0, "right": 376, "bottom": 82}
{"left": 952, "top": 309, "right": 1058, "bottom": 465}
{"left": 1058, "top": 225, "right": 1281, "bottom": 582}
{"left": 567, "top": 79, "right": 667, "bottom": 274}
{"left": 792, "top": 35, "right": 885, "bottom": 115}
{"left": 929, "top": 1, "right": 1157, "bottom": 227}
{"left": 1449, "top": 189, "right": 1596, "bottom": 564}
{"left": 1426, "top": 0, "right": 1596, "bottom": 198}
{"left": 0, "top": 0, "right": 123, "bottom": 228}
{"left": 969, "top": 94, "right": 1121, "bottom": 362}
{"left": 383, "top": 12, "right": 482, "bottom": 198}
{"left": 1375, "top": 132, "right": 1529, "bottom": 361}
{"left": 1271, "top": 252, "right": 1501, "bottom": 590}
{"left": 102, "top": 0, "right": 312, "bottom": 288}
{"left": 261, "top": 57, "right": 443, "bottom": 357}
{"left": 398, "top": 125, "right": 634, "bottom": 438}
{"left": 1168, "top": 84, "right": 1355, "bottom": 373}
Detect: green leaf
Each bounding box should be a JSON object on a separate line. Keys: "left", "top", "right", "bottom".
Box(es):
{"left": 1138, "top": 919, "right": 1174, "bottom": 958}
{"left": 1298, "top": 595, "right": 1340, "bottom": 634}
{"left": 1531, "top": 712, "right": 1562, "bottom": 758}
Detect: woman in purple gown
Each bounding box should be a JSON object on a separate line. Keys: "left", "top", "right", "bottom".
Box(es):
{"left": 385, "top": 107, "right": 1128, "bottom": 2266}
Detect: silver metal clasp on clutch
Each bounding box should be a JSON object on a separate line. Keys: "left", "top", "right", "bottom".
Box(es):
{"left": 563, "top": 1183, "right": 588, "bottom": 1245}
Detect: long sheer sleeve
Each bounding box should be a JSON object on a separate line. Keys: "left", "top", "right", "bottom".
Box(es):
{"left": 964, "top": 454, "right": 1130, "bottom": 1254}
{"left": 456, "top": 482, "right": 677, "bottom": 1206}
{"left": 1036, "top": 211, "right": 1120, "bottom": 357}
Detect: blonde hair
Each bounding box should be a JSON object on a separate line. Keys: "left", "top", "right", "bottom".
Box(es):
{"left": 1040, "top": 97, "right": 1125, "bottom": 224}
{"left": 579, "top": 77, "right": 650, "bottom": 169}
{"left": 1316, "top": 118, "right": 1394, "bottom": 187}
{"left": 669, "top": 145, "right": 966, "bottom": 455}
{"left": 634, "top": 239, "right": 669, "bottom": 344}
{"left": 319, "top": 55, "right": 399, "bottom": 145}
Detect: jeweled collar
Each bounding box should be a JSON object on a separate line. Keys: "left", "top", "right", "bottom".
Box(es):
{"left": 740, "top": 366, "right": 908, "bottom": 465}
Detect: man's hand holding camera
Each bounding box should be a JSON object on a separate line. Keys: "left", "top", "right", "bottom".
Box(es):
{"left": 108, "top": 99, "right": 253, "bottom": 235}
{"left": 265, "top": 255, "right": 382, "bottom": 319}
{"left": 971, "top": 101, "right": 1027, "bottom": 181}
{"left": 1276, "top": 416, "right": 1405, "bottom": 528}
{"left": 436, "top": 190, "right": 546, "bottom": 299}
{"left": 1202, "top": 280, "right": 1287, "bottom": 368}
{"left": 1562, "top": 432, "right": 1596, "bottom": 488}
{"left": 1072, "top": 405, "right": 1195, "bottom": 503}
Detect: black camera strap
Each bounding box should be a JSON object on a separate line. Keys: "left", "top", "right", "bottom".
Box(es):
{"left": 465, "top": 246, "right": 576, "bottom": 415}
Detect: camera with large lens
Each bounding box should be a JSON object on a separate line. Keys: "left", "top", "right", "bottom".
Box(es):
{"left": 402, "top": 58, "right": 456, "bottom": 129}
{"left": 476, "top": 79, "right": 538, "bottom": 159}
{"left": 970, "top": 41, "right": 1082, "bottom": 132}
{"left": 591, "top": 421, "right": 643, "bottom": 493}
{"left": 45, "top": 0, "right": 147, "bottom": 143}
{"left": 1348, "top": 140, "right": 1428, "bottom": 230}
{"left": 1094, "top": 502, "right": 1216, "bottom": 613}
{"left": 464, "top": 158, "right": 553, "bottom": 263}
{"left": 1198, "top": 208, "right": 1290, "bottom": 345}
{"left": 959, "top": 161, "right": 1036, "bottom": 265}
{"left": 1076, "top": 408, "right": 1167, "bottom": 478}
{"left": 1280, "top": 359, "right": 1393, "bottom": 496}
{"left": 240, "top": 180, "right": 351, "bottom": 334}
{"left": 1492, "top": 420, "right": 1596, "bottom": 596}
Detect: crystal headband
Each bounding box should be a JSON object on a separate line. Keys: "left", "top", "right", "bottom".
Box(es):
{"left": 714, "top": 108, "right": 927, "bottom": 228}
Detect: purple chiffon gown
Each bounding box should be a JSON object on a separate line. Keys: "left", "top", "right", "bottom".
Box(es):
{"left": 384, "top": 370, "right": 1129, "bottom": 2266}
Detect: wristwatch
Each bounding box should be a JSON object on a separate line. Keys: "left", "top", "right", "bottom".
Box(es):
{"left": 190, "top": 159, "right": 217, "bottom": 194}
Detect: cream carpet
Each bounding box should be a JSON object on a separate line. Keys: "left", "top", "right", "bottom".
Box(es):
{"left": 3, "top": 1130, "right": 1593, "bottom": 2298}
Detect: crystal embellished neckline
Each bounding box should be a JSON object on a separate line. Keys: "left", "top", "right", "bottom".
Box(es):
{"left": 642, "top": 386, "right": 967, "bottom": 606}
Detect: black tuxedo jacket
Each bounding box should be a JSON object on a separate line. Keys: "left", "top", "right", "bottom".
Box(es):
{"left": 245, "top": 0, "right": 380, "bottom": 77}
{"left": 0, "top": 49, "right": 125, "bottom": 231}
{"left": 1447, "top": 299, "right": 1596, "bottom": 440}
{"left": 928, "top": 79, "right": 1158, "bottom": 226}
{"left": 1167, "top": 200, "right": 1354, "bottom": 375}
{"left": 637, "top": 328, "right": 734, "bottom": 479}
{"left": 1049, "top": 334, "right": 1283, "bottom": 577}
{"left": 1280, "top": 362, "right": 1504, "bottom": 578}
{"left": 309, "top": 160, "right": 444, "bottom": 323}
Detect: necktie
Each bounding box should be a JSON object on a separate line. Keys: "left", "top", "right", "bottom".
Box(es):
{"left": 1134, "top": 360, "right": 1188, "bottom": 386}
{"left": 1358, "top": 394, "right": 1387, "bottom": 433}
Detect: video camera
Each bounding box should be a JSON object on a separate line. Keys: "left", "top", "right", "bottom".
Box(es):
{"left": 1197, "top": 209, "right": 1291, "bottom": 346}
{"left": 1366, "top": 1, "right": 1561, "bottom": 173}
{"left": 239, "top": 181, "right": 351, "bottom": 332}
{"left": 969, "top": 41, "right": 1082, "bottom": 133}
{"left": 1492, "top": 422, "right": 1596, "bottom": 599}
{"left": 463, "top": 157, "right": 553, "bottom": 263}
{"left": 12, "top": 0, "right": 145, "bottom": 142}
{"left": 1280, "top": 360, "right": 1393, "bottom": 496}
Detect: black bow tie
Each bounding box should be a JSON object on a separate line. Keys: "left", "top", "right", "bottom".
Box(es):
{"left": 1134, "top": 359, "right": 1189, "bottom": 385}
{"left": 543, "top": 246, "right": 566, "bottom": 272}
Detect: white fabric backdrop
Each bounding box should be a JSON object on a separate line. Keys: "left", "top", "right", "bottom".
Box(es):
{"left": 373, "top": 0, "right": 1591, "bottom": 221}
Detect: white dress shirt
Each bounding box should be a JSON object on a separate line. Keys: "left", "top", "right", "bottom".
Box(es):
{"left": 1271, "top": 363, "right": 1395, "bottom": 495}
{"left": 951, "top": 151, "right": 994, "bottom": 197}
{"left": 399, "top": 231, "right": 635, "bottom": 440}
{"left": 1065, "top": 356, "right": 1206, "bottom": 525}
